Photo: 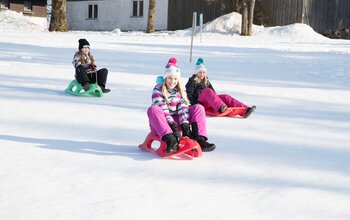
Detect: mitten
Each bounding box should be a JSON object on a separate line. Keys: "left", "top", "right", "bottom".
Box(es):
{"left": 90, "top": 64, "right": 97, "bottom": 70}
{"left": 83, "top": 64, "right": 90, "bottom": 69}
{"left": 180, "top": 123, "right": 192, "bottom": 138}
{"left": 169, "top": 123, "right": 181, "bottom": 142}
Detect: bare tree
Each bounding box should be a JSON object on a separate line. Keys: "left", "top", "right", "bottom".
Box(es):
{"left": 49, "top": 0, "right": 68, "bottom": 32}
{"left": 247, "top": 0, "right": 256, "bottom": 35}
{"left": 240, "top": 0, "right": 255, "bottom": 36}
{"left": 241, "top": 0, "right": 248, "bottom": 35}
{"left": 147, "top": 0, "right": 156, "bottom": 33}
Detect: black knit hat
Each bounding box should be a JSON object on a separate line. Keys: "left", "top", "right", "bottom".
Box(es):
{"left": 78, "top": 39, "right": 90, "bottom": 50}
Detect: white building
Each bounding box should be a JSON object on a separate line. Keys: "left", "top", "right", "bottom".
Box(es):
{"left": 66, "top": 0, "right": 168, "bottom": 31}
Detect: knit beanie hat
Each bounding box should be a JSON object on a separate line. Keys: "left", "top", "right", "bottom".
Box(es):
{"left": 78, "top": 39, "right": 90, "bottom": 50}
{"left": 163, "top": 57, "right": 181, "bottom": 79}
{"left": 195, "top": 57, "right": 207, "bottom": 73}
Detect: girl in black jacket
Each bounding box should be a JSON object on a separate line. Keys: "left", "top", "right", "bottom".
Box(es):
{"left": 185, "top": 58, "right": 256, "bottom": 118}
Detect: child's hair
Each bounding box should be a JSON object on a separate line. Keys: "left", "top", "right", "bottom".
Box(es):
{"left": 162, "top": 79, "right": 190, "bottom": 105}
{"left": 194, "top": 74, "right": 209, "bottom": 86}
{"left": 75, "top": 51, "right": 94, "bottom": 64}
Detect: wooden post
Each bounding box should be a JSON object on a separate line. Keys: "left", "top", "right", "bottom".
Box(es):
{"left": 190, "top": 12, "right": 197, "bottom": 63}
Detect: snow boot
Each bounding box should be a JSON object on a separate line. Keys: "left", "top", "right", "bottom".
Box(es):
{"left": 100, "top": 86, "right": 111, "bottom": 93}
{"left": 196, "top": 136, "right": 216, "bottom": 152}
{"left": 83, "top": 82, "right": 90, "bottom": 91}
{"left": 191, "top": 122, "right": 216, "bottom": 152}
{"left": 244, "top": 105, "right": 256, "bottom": 118}
{"left": 102, "top": 88, "right": 111, "bottom": 93}
{"left": 162, "top": 133, "right": 179, "bottom": 154}
{"left": 219, "top": 104, "right": 227, "bottom": 113}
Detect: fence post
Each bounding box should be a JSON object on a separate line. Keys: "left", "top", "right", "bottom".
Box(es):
{"left": 199, "top": 13, "right": 203, "bottom": 43}
{"left": 190, "top": 12, "right": 197, "bottom": 63}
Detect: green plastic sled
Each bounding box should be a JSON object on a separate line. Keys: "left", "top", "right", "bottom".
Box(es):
{"left": 65, "top": 80, "right": 103, "bottom": 97}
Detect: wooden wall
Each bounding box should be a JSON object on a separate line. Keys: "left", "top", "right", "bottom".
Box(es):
{"left": 304, "top": 0, "right": 350, "bottom": 31}
{"left": 258, "top": 0, "right": 350, "bottom": 32}
{"left": 167, "top": 0, "right": 350, "bottom": 33}
{"left": 257, "top": 0, "right": 304, "bottom": 26}
{"left": 167, "top": 0, "right": 234, "bottom": 31}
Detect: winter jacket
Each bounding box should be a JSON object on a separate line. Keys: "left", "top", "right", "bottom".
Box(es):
{"left": 72, "top": 51, "right": 96, "bottom": 70}
{"left": 185, "top": 74, "right": 215, "bottom": 105}
{"left": 151, "top": 84, "right": 189, "bottom": 125}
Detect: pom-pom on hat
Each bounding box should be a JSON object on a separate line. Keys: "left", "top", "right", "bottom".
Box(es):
{"left": 78, "top": 39, "right": 90, "bottom": 50}
{"left": 195, "top": 57, "right": 207, "bottom": 74}
{"left": 156, "top": 75, "right": 164, "bottom": 85}
{"left": 163, "top": 57, "right": 181, "bottom": 80}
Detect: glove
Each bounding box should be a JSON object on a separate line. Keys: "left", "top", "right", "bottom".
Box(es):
{"left": 169, "top": 123, "right": 181, "bottom": 142}
{"left": 86, "top": 64, "right": 96, "bottom": 71}
{"left": 90, "top": 64, "right": 97, "bottom": 70}
{"left": 181, "top": 123, "right": 192, "bottom": 138}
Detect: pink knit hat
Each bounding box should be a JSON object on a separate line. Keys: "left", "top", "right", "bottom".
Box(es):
{"left": 163, "top": 57, "right": 181, "bottom": 79}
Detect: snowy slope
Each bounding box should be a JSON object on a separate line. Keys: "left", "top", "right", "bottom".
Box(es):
{"left": 1, "top": 11, "right": 350, "bottom": 220}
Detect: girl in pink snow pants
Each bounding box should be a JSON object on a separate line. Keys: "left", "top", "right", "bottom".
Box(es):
{"left": 185, "top": 57, "right": 256, "bottom": 118}
{"left": 147, "top": 57, "right": 216, "bottom": 155}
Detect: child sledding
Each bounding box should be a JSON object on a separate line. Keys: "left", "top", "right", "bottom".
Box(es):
{"left": 185, "top": 58, "right": 256, "bottom": 118}
{"left": 65, "top": 39, "right": 111, "bottom": 97}
{"left": 139, "top": 57, "right": 216, "bottom": 158}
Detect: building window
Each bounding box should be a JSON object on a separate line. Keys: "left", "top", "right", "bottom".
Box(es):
{"left": 23, "top": 0, "right": 32, "bottom": 11}
{"left": 132, "top": 0, "right": 143, "bottom": 17}
{"left": 88, "top": 4, "right": 98, "bottom": 19}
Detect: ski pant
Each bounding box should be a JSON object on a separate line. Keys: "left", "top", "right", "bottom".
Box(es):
{"left": 198, "top": 87, "right": 248, "bottom": 116}
{"left": 75, "top": 65, "right": 108, "bottom": 88}
{"left": 147, "top": 104, "right": 208, "bottom": 139}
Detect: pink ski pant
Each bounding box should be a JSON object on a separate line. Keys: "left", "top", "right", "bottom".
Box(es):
{"left": 198, "top": 87, "right": 248, "bottom": 114}
{"left": 147, "top": 104, "right": 208, "bottom": 139}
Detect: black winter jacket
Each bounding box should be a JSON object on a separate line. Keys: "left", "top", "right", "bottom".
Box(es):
{"left": 185, "top": 74, "right": 215, "bottom": 105}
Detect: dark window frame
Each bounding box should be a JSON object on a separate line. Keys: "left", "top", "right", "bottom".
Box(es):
{"left": 88, "top": 4, "right": 98, "bottom": 19}
{"left": 132, "top": 0, "right": 143, "bottom": 17}
{"left": 23, "top": 0, "right": 32, "bottom": 11}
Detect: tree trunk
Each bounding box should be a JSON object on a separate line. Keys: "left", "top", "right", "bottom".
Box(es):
{"left": 49, "top": 0, "right": 68, "bottom": 32}
{"left": 147, "top": 0, "right": 156, "bottom": 33}
{"left": 247, "top": 0, "right": 256, "bottom": 35}
{"left": 241, "top": 0, "right": 248, "bottom": 36}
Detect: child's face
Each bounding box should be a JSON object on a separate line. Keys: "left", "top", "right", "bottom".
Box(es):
{"left": 81, "top": 47, "right": 90, "bottom": 55}
{"left": 197, "top": 70, "right": 206, "bottom": 80}
{"left": 165, "top": 75, "right": 179, "bottom": 90}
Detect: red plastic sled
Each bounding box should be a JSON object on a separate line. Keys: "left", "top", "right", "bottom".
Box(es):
{"left": 205, "top": 107, "right": 246, "bottom": 117}
{"left": 139, "top": 132, "right": 202, "bottom": 159}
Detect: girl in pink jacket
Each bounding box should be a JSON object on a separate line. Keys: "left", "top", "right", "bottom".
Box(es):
{"left": 147, "top": 57, "right": 216, "bottom": 154}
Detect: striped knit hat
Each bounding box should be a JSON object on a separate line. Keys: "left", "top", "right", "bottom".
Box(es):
{"left": 163, "top": 57, "right": 181, "bottom": 79}
{"left": 195, "top": 57, "right": 207, "bottom": 73}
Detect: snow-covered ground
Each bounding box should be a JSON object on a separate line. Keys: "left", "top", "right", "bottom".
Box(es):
{"left": 1, "top": 11, "right": 350, "bottom": 220}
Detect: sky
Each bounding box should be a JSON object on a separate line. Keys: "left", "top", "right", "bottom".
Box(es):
{"left": 1, "top": 10, "right": 350, "bottom": 220}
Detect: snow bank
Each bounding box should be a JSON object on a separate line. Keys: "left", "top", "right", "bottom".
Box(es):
{"left": 0, "top": 9, "right": 327, "bottom": 42}
{"left": 0, "top": 10, "right": 47, "bottom": 32}
{"left": 172, "top": 12, "right": 326, "bottom": 42}
{"left": 201, "top": 12, "right": 263, "bottom": 35}
{"left": 255, "top": 23, "right": 329, "bottom": 42}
